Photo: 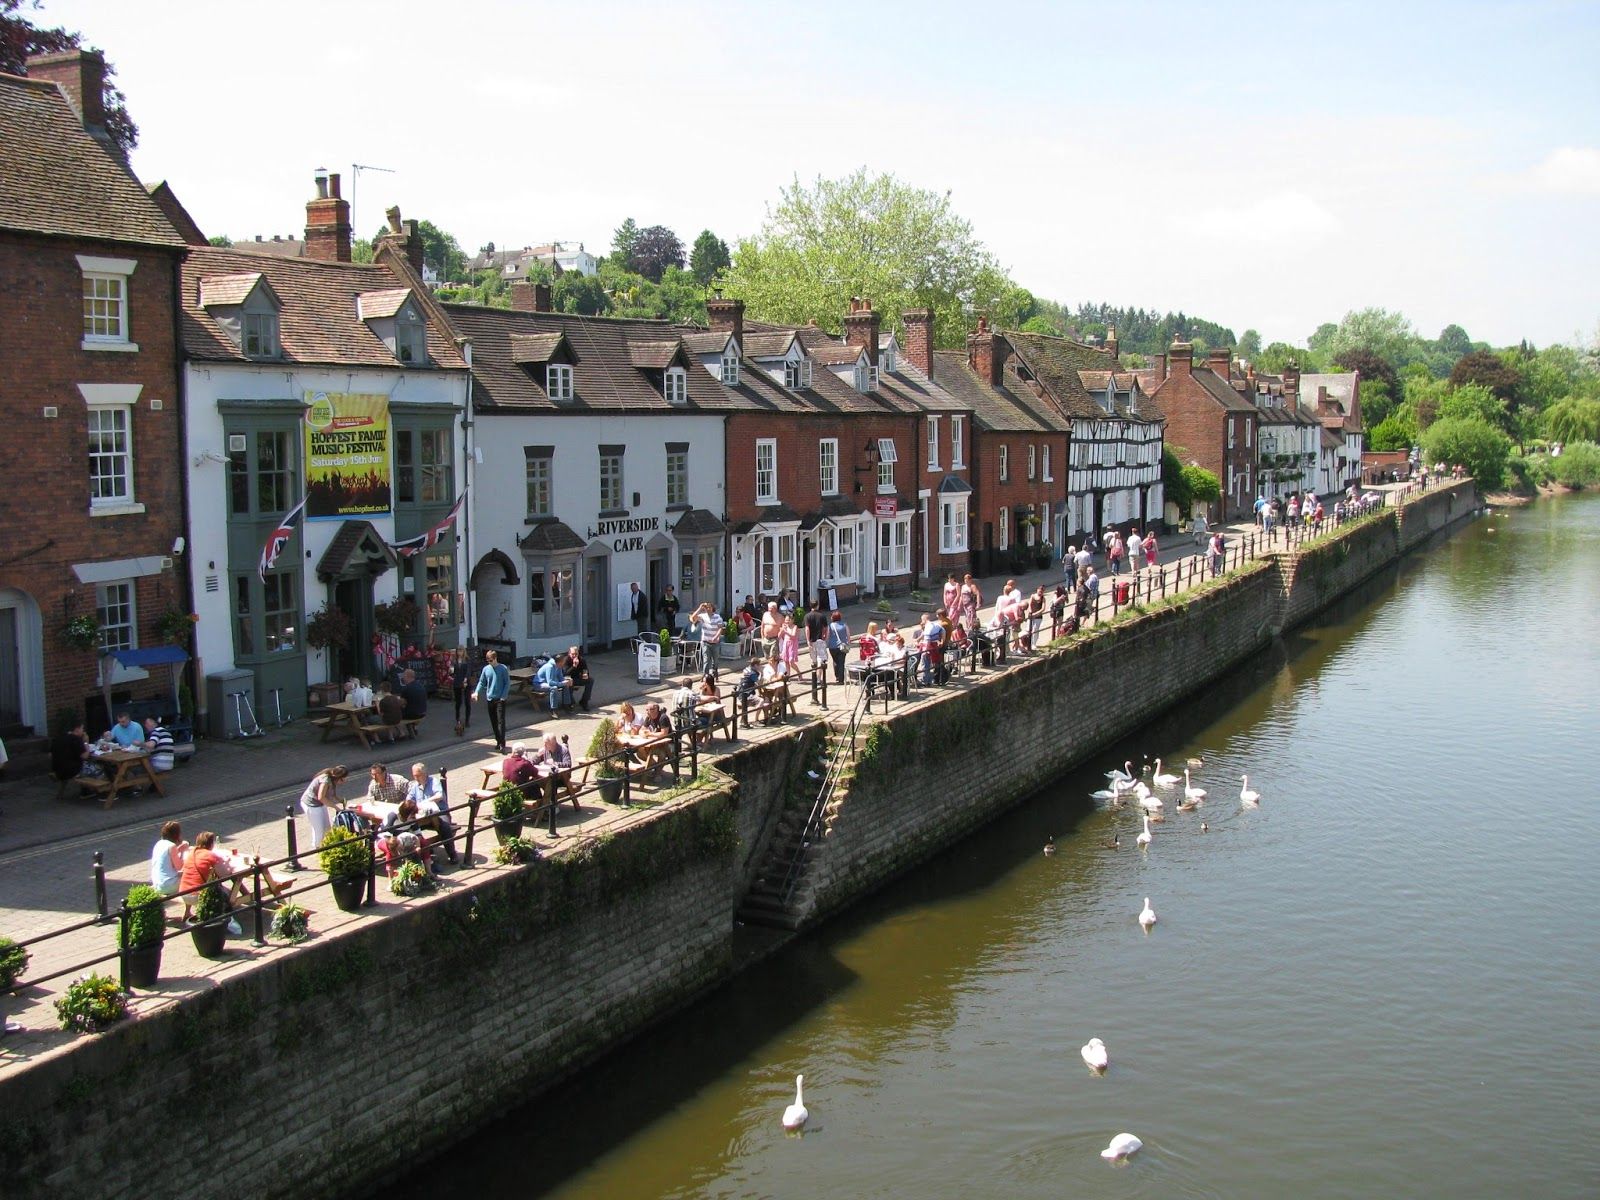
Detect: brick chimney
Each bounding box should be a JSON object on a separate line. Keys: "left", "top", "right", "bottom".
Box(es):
{"left": 901, "top": 309, "right": 934, "bottom": 376}
{"left": 707, "top": 291, "right": 744, "bottom": 343}
{"left": 27, "top": 50, "right": 106, "bottom": 133}
{"left": 511, "top": 282, "right": 536, "bottom": 312}
{"left": 305, "top": 170, "right": 352, "bottom": 263}
{"left": 1168, "top": 341, "right": 1194, "bottom": 378}
{"left": 534, "top": 281, "right": 552, "bottom": 312}
{"left": 1282, "top": 360, "right": 1301, "bottom": 403}
{"left": 375, "top": 207, "right": 425, "bottom": 277}
{"left": 1155, "top": 352, "right": 1168, "bottom": 380}
{"left": 968, "top": 316, "right": 1007, "bottom": 387}
{"left": 842, "top": 297, "right": 881, "bottom": 367}
{"left": 1105, "top": 324, "right": 1119, "bottom": 361}
{"left": 1208, "top": 347, "right": 1231, "bottom": 379}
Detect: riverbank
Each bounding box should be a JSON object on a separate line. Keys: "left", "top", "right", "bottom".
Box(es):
{"left": 0, "top": 480, "right": 1478, "bottom": 1200}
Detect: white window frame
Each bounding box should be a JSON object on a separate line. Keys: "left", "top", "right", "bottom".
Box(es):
{"left": 999, "top": 444, "right": 1009, "bottom": 482}
{"left": 820, "top": 521, "right": 858, "bottom": 583}
{"left": 547, "top": 363, "right": 574, "bottom": 401}
{"left": 665, "top": 447, "right": 688, "bottom": 507}
{"left": 756, "top": 529, "right": 797, "bottom": 595}
{"left": 1042, "top": 444, "right": 1053, "bottom": 482}
{"left": 784, "top": 359, "right": 804, "bottom": 390}
{"left": 1245, "top": 419, "right": 1252, "bottom": 448}
{"left": 242, "top": 311, "right": 279, "bottom": 358}
{"left": 877, "top": 457, "right": 895, "bottom": 494}
{"left": 664, "top": 367, "right": 687, "bottom": 405}
{"left": 951, "top": 415, "right": 965, "bottom": 468}
{"left": 818, "top": 438, "right": 838, "bottom": 497}
{"left": 927, "top": 416, "right": 941, "bottom": 470}
{"left": 1228, "top": 418, "right": 1236, "bottom": 450}
{"left": 77, "top": 255, "right": 137, "bottom": 351}
{"left": 80, "top": 383, "right": 143, "bottom": 515}
{"left": 721, "top": 353, "right": 740, "bottom": 386}
{"left": 998, "top": 506, "right": 1010, "bottom": 551}
{"left": 755, "top": 438, "right": 777, "bottom": 505}
{"left": 395, "top": 316, "right": 427, "bottom": 364}
{"left": 939, "top": 495, "right": 968, "bottom": 553}
{"left": 883, "top": 345, "right": 897, "bottom": 374}
{"left": 599, "top": 452, "right": 624, "bottom": 512}
{"left": 876, "top": 437, "right": 898, "bottom": 464}
{"left": 878, "top": 515, "right": 911, "bottom": 576}
{"left": 1028, "top": 443, "right": 1038, "bottom": 481}
{"left": 96, "top": 580, "right": 136, "bottom": 653}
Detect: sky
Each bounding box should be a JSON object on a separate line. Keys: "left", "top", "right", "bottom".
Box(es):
{"left": 34, "top": 0, "right": 1600, "bottom": 349}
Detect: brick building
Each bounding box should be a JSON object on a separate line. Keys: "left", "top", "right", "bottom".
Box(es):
{"left": 0, "top": 53, "right": 188, "bottom": 737}
{"left": 1141, "top": 342, "right": 1259, "bottom": 521}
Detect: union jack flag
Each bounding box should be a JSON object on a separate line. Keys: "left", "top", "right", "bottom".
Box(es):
{"left": 258, "top": 497, "right": 307, "bottom": 581}
{"left": 392, "top": 490, "right": 467, "bottom": 558}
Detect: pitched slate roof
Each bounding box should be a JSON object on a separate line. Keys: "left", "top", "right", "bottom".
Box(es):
{"left": 929, "top": 350, "right": 1062, "bottom": 433}
{"left": 509, "top": 332, "right": 567, "bottom": 363}
{"left": 0, "top": 73, "right": 185, "bottom": 249}
{"left": 1300, "top": 372, "right": 1362, "bottom": 432}
{"left": 741, "top": 330, "right": 798, "bottom": 358}
{"left": 519, "top": 520, "right": 586, "bottom": 554}
{"left": 628, "top": 341, "right": 682, "bottom": 370}
{"left": 182, "top": 246, "right": 466, "bottom": 369}
{"left": 672, "top": 509, "right": 726, "bottom": 538}
{"left": 198, "top": 273, "right": 267, "bottom": 307}
{"left": 807, "top": 342, "right": 864, "bottom": 367}
{"left": 1193, "top": 368, "right": 1259, "bottom": 413}
{"left": 680, "top": 330, "right": 733, "bottom": 356}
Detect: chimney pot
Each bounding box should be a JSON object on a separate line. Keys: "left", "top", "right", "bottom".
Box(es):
{"left": 25, "top": 50, "right": 107, "bottom": 134}
{"left": 901, "top": 309, "right": 934, "bottom": 376}
{"left": 305, "top": 170, "right": 352, "bottom": 262}
{"left": 843, "top": 299, "right": 882, "bottom": 367}
{"left": 314, "top": 168, "right": 329, "bottom": 199}
{"left": 328, "top": 172, "right": 342, "bottom": 199}
{"left": 707, "top": 294, "right": 745, "bottom": 342}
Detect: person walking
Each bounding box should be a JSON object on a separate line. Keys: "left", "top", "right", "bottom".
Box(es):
{"left": 1128, "top": 530, "right": 1145, "bottom": 574}
{"left": 958, "top": 574, "right": 981, "bottom": 630}
{"left": 1208, "top": 530, "right": 1225, "bottom": 577}
{"left": 826, "top": 610, "right": 851, "bottom": 684}
{"left": 804, "top": 600, "right": 829, "bottom": 676}
{"left": 474, "top": 649, "right": 512, "bottom": 753}
{"left": 1107, "top": 532, "right": 1124, "bottom": 576}
{"left": 1023, "top": 585, "right": 1046, "bottom": 651}
{"left": 1142, "top": 530, "right": 1159, "bottom": 575}
{"left": 450, "top": 647, "right": 474, "bottom": 736}
{"left": 941, "top": 574, "right": 959, "bottom": 617}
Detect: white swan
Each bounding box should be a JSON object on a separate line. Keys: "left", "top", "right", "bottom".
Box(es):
{"left": 1138, "top": 897, "right": 1157, "bottom": 929}
{"left": 1080, "top": 1037, "right": 1109, "bottom": 1072}
{"left": 781, "top": 1074, "right": 808, "bottom": 1131}
{"left": 1183, "top": 770, "right": 1207, "bottom": 802}
{"left": 1106, "top": 760, "right": 1134, "bottom": 784}
{"left": 1136, "top": 815, "right": 1152, "bottom": 848}
{"left": 1137, "top": 787, "right": 1163, "bottom": 812}
{"left": 1101, "top": 1132, "right": 1142, "bottom": 1160}
{"left": 1152, "top": 758, "right": 1180, "bottom": 786}
{"left": 1240, "top": 774, "right": 1261, "bottom": 807}
{"left": 1090, "top": 786, "right": 1120, "bottom": 802}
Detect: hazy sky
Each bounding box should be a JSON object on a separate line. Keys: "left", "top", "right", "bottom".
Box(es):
{"left": 37, "top": 0, "right": 1600, "bottom": 348}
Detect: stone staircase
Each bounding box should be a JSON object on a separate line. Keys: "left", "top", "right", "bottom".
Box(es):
{"left": 0, "top": 722, "right": 50, "bottom": 780}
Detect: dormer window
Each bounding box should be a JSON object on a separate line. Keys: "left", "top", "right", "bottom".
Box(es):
{"left": 783, "top": 358, "right": 812, "bottom": 390}
{"left": 721, "top": 353, "right": 740, "bottom": 386}
{"left": 395, "top": 315, "right": 426, "bottom": 364}
{"left": 243, "top": 312, "right": 278, "bottom": 358}
{"left": 855, "top": 363, "right": 879, "bottom": 393}
{"left": 665, "top": 367, "right": 687, "bottom": 405}
{"left": 548, "top": 363, "right": 574, "bottom": 401}
{"left": 883, "top": 345, "right": 896, "bottom": 374}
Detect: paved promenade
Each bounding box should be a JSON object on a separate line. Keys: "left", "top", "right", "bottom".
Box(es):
{"left": 0, "top": 494, "right": 1409, "bottom": 1053}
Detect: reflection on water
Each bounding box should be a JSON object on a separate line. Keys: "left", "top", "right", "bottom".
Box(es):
{"left": 396, "top": 495, "right": 1600, "bottom": 1200}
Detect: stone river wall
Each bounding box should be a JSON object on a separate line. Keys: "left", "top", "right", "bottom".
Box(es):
{"left": 0, "top": 481, "right": 1475, "bottom": 1200}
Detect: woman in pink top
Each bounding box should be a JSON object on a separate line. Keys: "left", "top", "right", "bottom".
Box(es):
{"left": 1142, "top": 531, "right": 1159, "bottom": 570}
{"left": 942, "top": 574, "right": 959, "bottom": 616}
{"left": 958, "top": 574, "right": 981, "bottom": 629}
{"left": 778, "top": 614, "right": 800, "bottom": 669}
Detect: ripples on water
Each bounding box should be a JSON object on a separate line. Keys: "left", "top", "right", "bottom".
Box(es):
{"left": 397, "top": 496, "right": 1600, "bottom": 1200}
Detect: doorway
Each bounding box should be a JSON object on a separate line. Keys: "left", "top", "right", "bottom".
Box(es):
{"left": 0, "top": 588, "right": 43, "bottom": 733}
{"left": 583, "top": 556, "right": 609, "bottom": 649}
{"left": 333, "top": 576, "right": 374, "bottom": 683}
{"left": 646, "top": 551, "right": 667, "bottom": 628}
{"left": 0, "top": 607, "right": 20, "bottom": 726}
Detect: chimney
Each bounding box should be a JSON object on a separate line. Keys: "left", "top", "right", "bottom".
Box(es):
{"left": 1105, "top": 324, "right": 1119, "bottom": 361}
{"left": 706, "top": 291, "right": 744, "bottom": 343}
{"left": 1168, "top": 341, "right": 1194, "bottom": 377}
{"left": 1155, "top": 353, "right": 1168, "bottom": 380}
{"left": 1282, "top": 360, "right": 1301, "bottom": 402}
{"left": 842, "top": 297, "right": 881, "bottom": 367}
{"left": 901, "top": 309, "right": 934, "bottom": 376}
{"left": 26, "top": 50, "right": 107, "bottom": 134}
{"left": 1208, "top": 346, "right": 1231, "bottom": 379}
{"left": 375, "top": 207, "right": 426, "bottom": 277}
{"left": 305, "top": 170, "right": 352, "bottom": 262}
{"left": 510, "top": 282, "right": 536, "bottom": 312}
{"left": 968, "top": 316, "right": 1006, "bottom": 387}
{"left": 534, "top": 281, "right": 553, "bottom": 312}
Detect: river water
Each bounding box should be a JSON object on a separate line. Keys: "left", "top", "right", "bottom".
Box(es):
{"left": 404, "top": 495, "right": 1600, "bottom": 1200}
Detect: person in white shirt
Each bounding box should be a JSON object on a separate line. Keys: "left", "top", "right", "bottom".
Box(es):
{"left": 407, "top": 761, "right": 457, "bottom": 864}
{"left": 1074, "top": 544, "right": 1093, "bottom": 574}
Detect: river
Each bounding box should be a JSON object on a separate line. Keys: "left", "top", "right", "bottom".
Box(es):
{"left": 399, "top": 494, "right": 1600, "bottom": 1200}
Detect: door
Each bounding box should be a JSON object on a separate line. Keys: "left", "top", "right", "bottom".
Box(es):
{"left": 333, "top": 577, "right": 374, "bottom": 684}
{"left": 646, "top": 552, "right": 666, "bottom": 627}
{"left": 583, "top": 557, "right": 609, "bottom": 649}
{"left": 0, "top": 607, "right": 19, "bottom": 726}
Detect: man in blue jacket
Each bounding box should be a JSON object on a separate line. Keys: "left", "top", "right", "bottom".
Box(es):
{"left": 536, "top": 655, "right": 572, "bottom": 712}
{"left": 473, "top": 650, "right": 512, "bottom": 753}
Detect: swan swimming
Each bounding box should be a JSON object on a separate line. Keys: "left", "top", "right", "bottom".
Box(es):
{"left": 1043, "top": 837, "right": 1056, "bottom": 857}
{"left": 781, "top": 1074, "right": 809, "bottom": 1131}
{"left": 1152, "top": 759, "right": 1180, "bottom": 786}
{"left": 1240, "top": 775, "right": 1261, "bottom": 807}
{"left": 1138, "top": 897, "right": 1157, "bottom": 929}
{"left": 1136, "top": 815, "right": 1153, "bottom": 848}
{"left": 1106, "top": 760, "right": 1135, "bottom": 784}
{"left": 1080, "top": 1037, "right": 1109, "bottom": 1072}
{"left": 1183, "top": 770, "right": 1207, "bottom": 802}
{"left": 1101, "top": 1132, "right": 1142, "bottom": 1161}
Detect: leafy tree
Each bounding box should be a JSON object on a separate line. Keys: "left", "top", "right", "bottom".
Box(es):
{"left": 1421, "top": 416, "right": 1511, "bottom": 488}
{"left": 1448, "top": 349, "right": 1521, "bottom": 405}
{"left": 628, "top": 224, "right": 685, "bottom": 283}
{"left": 1549, "top": 441, "right": 1600, "bottom": 488}
{"left": 1359, "top": 379, "right": 1396, "bottom": 427}
{"left": 689, "top": 230, "right": 731, "bottom": 286}
{"left": 1436, "top": 382, "right": 1506, "bottom": 428}
{"left": 1237, "top": 329, "right": 1262, "bottom": 359}
{"left": 206, "top": 234, "right": 232, "bottom": 248}
{"left": 611, "top": 218, "right": 639, "bottom": 266}
{"left": 1181, "top": 464, "right": 1221, "bottom": 511}
{"left": 1332, "top": 347, "right": 1401, "bottom": 409}
{"left": 1368, "top": 410, "right": 1418, "bottom": 452}
{"left": 369, "top": 218, "right": 466, "bottom": 281}
{"left": 723, "top": 168, "right": 1012, "bottom": 348}
{"left": 1162, "top": 447, "right": 1220, "bottom": 516}
{"left": 0, "top": 0, "right": 138, "bottom": 150}
{"left": 1307, "top": 322, "right": 1339, "bottom": 353}
{"left": 1325, "top": 308, "right": 1418, "bottom": 367}
{"left": 1544, "top": 397, "right": 1600, "bottom": 444}
{"left": 1255, "top": 342, "right": 1322, "bottom": 375}
{"left": 1435, "top": 323, "right": 1473, "bottom": 359}
{"left": 553, "top": 272, "right": 610, "bottom": 316}
{"left": 1021, "top": 315, "right": 1059, "bottom": 335}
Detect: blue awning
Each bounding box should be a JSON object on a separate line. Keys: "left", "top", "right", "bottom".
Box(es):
{"left": 110, "top": 646, "right": 188, "bottom": 668}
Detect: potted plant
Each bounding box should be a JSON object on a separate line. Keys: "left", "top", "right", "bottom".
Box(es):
{"left": 1035, "top": 540, "right": 1055, "bottom": 570}
{"left": 54, "top": 972, "right": 128, "bottom": 1033}
{"left": 269, "top": 900, "right": 311, "bottom": 943}
{"left": 390, "top": 860, "right": 437, "bottom": 898}
{"left": 154, "top": 608, "right": 199, "bottom": 645}
{"left": 491, "top": 778, "right": 527, "bottom": 845}
{"left": 188, "top": 883, "right": 232, "bottom": 958}
{"left": 372, "top": 598, "right": 420, "bottom": 638}
{"left": 318, "top": 825, "right": 370, "bottom": 913}
{"left": 0, "top": 936, "right": 29, "bottom": 993}
{"left": 588, "top": 717, "right": 626, "bottom": 805}
{"left": 305, "top": 605, "right": 353, "bottom": 652}
{"left": 720, "top": 618, "right": 742, "bottom": 660}
{"left": 61, "top": 613, "right": 100, "bottom": 653}
{"left": 117, "top": 884, "right": 166, "bottom": 987}
{"left": 493, "top": 836, "right": 539, "bottom": 866}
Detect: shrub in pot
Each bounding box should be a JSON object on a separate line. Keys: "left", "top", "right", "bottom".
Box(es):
{"left": 189, "top": 883, "right": 232, "bottom": 958}
{"left": 117, "top": 884, "right": 167, "bottom": 987}
{"left": 588, "top": 717, "right": 625, "bottom": 805}
{"left": 54, "top": 972, "right": 128, "bottom": 1033}
{"left": 318, "top": 826, "right": 370, "bottom": 913}
{"left": 719, "top": 618, "right": 742, "bottom": 659}
{"left": 389, "top": 860, "right": 437, "bottom": 898}
{"left": 492, "top": 836, "right": 539, "bottom": 866}
{"left": 0, "top": 936, "right": 29, "bottom": 993}
{"left": 491, "top": 778, "right": 526, "bottom": 844}
{"left": 269, "top": 900, "right": 311, "bottom": 943}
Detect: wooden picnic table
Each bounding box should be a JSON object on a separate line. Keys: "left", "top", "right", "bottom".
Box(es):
{"left": 312, "top": 700, "right": 420, "bottom": 749}
{"left": 81, "top": 746, "right": 165, "bottom": 809}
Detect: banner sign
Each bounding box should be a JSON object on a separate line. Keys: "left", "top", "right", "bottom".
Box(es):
{"left": 873, "top": 496, "right": 899, "bottom": 517}
{"left": 304, "top": 391, "right": 391, "bottom": 520}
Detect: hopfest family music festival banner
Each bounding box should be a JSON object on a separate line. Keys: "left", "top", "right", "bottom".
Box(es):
{"left": 303, "top": 391, "right": 391, "bottom": 520}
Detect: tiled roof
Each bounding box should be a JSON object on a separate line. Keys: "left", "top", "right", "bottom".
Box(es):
{"left": 681, "top": 330, "right": 732, "bottom": 355}
{"left": 519, "top": 520, "right": 586, "bottom": 554}
{"left": 672, "top": 509, "right": 726, "bottom": 538}
{"left": 929, "top": 351, "right": 1062, "bottom": 433}
{"left": 1300, "top": 372, "right": 1362, "bottom": 432}
{"left": 628, "top": 341, "right": 681, "bottom": 370}
{"left": 807, "top": 342, "right": 863, "bottom": 367}
{"left": 444, "top": 306, "right": 767, "bottom": 413}
{"left": 181, "top": 246, "right": 466, "bottom": 369}
{"left": 315, "top": 520, "right": 394, "bottom": 581}
{"left": 742, "top": 330, "right": 798, "bottom": 358}
{"left": 1002, "top": 331, "right": 1165, "bottom": 424}
{"left": 355, "top": 288, "right": 412, "bottom": 320}
{"left": 0, "top": 73, "right": 185, "bottom": 249}
{"left": 198, "top": 273, "right": 266, "bottom": 307}
{"left": 1193, "top": 368, "right": 1259, "bottom": 413}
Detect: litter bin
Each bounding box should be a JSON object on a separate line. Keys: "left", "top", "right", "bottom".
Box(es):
{"left": 1113, "top": 581, "right": 1131, "bottom": 606}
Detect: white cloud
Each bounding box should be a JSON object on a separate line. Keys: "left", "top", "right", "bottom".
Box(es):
{"left": 1183, "top": 191, "right": 1341, "bottom": 246}
{"left": 1517, "top": 147, "right": 1600, "bottom": 195}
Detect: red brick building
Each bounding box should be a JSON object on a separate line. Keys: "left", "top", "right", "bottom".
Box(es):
{"left": 0, "top": 53, "right": 188, "bottom": 737}
{"left": 1142, "top": 342, "right": 1259, "bottom": 520}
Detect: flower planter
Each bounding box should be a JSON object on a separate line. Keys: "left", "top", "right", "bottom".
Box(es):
{"left": 189, "top": 920, "right": 228, "bottom": 959}
{"left": 596, "top": 775, "right": 625, "bottom": 806}
{"left": 493, "top": 815, "right": 525, "bottom": 846}
{"left": 329, "top": 874, "right": 367, "bottom": 913}
{"left": 123, "top": 943, "right": 162, "bottom": 987}
{"left": 718, "top": 641, "right": 743, "bottom": 661}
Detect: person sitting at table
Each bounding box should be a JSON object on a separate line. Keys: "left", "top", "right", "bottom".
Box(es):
{"left": 760, "top": 652, "right": 787, "bottom": 684}
{"left": 299, "top": 764, "right": 348, "bottom": 848}
{"left": 858, "top": 622, "right": 880, "bottom": 663}
{"left": 501, "top": 743, "right": 538, "bottom": 797}
{"left": 104, "top": 711, "right": 146, "bottom": 750}
{"left": 736, "top": 657, "right": 762, "bottom": 703}
{"left": 562, "top": 645, "right": 594, "bottom": 711}
{"left": 378, "top": 799, "right": 439, "bottom": 880}
{"left": 617, "top": 701, "right": 645, "bottom": 732}
{"left": 692, "top": 676, "right": 722, "bottom": 745}
{"left": 533, "top": 733, "right": 579, "bottom": 805}
{"left": 398, "top": 668, "right": 428, "bottom": 725}
{"left": 363, "top": 683, "right": 405, "bottom": 743}
{"left": 179, "top": 831, "right": 255, "bottom": 933}
{"left": 638, "top": 703, "right": 673, "bottom": 782}
{"left": 738, "top": 595, "right": 760, "bottom": 623}
{"left": 406, "top": 762, "right": 458, "bottom": 864}
{"left": 142, "top": 717, "right": 175, "bottom": 773}
{"left": 51, "top": 720, "right": 103, "bottom": 783}
{"left": 149, "top": 819, "right": 188, "bottom": 901}
{"left": 536, "top": 654, "right": 572, "bottom": 711}
{"left": 366, "top": 761, "right": 409, "bottom": 807}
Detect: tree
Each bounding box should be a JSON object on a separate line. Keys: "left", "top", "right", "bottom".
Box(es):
{"left": 553, "top": 272, "right": 610, "bottom": 316}
{"left": 1021, "top": 315, "right": 1059, "bottom": 336}
{"left": 723, "top": 168, "right": 1012, "bottom": 348}
{"left": 1238, "top": 329, "right": 1262, "bottom": 359}
{"left": 1181, "top": 464, "right": 1221, "bottom": 512}
{"left": 1307, "top": 322, "right": 1339, "bottom": 353}
{"left": 1359, "top": 379, "right": 1396, "bottom": 428}
{"left": 611, "top": 218, "right": 639, "bottom": 266}
{"left": 416, "top": 219, "right": 466, "bottom": 282}
{"left": 1331, "top": 347, "right": 1401, "bottom": 408}
{"left": 1255, "top": 342, "right": 1319, "bottom": 375}
{"left": 206, "top": 234, "right": 232, "bottom": 248}
{"left": 1544, "top": 397, "right": 1600, "bottom": 444}
{"left": 1368, "top": 411, "right": 1418, "bottom": 452}
{"left": 0, "top": 0, "right": 137, "bottom": 150}
{"left": 627, "top": 224, "right": 685, "bottom": 283}
{"left": 689, "top": 230, "right": 731, "bottom": 286}
{"left": 1436, "top": 382, "right": 1506, "bottom": 428}
{"left": 1325, "top": 308, "right": 1420, "bottom": 370}
{"left": 1448, "top": 349, "right": 1521, "bottom": 405}
{"left": 1435, "top": 324, "right": 1473, "bottom": 359}
{"left": 1162, "top": 447, "right": 1220, "bottom": 517}
{"left": 1420, "top": 416, "right": 1511, "bottom": 488}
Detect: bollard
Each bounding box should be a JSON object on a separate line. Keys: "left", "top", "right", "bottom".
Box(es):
{"left": 463, "top": 792, "right": 482, "bottom": 866}
{"left": 117, "top": 898, "right": 131, "bottom": 991}
{"left": 285, "top": 804, "right": 302, "bottom": 871}
{"left": 545, "top": 774, "right": 558, "bottom": 836}
{"left": 364, "top": 829, "right": 377, "bottom": 908}
{"left": 251, "top": 861, "right": 266, "bottom": 946}
{"left": 622, "top": 752, "right": 632, "bottom": 806}
{"left": 94, "top": 851, "right": 108, "bottom": 919}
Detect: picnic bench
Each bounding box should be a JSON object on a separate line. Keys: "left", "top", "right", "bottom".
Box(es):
{"left": 69, "top": 747, "right": 167, "bottom": 809}
{"left": 312, "top": 700, "right": 424, "bottom": 748}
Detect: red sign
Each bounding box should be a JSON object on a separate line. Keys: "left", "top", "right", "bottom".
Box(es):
{"left": 873, "top": 497, "right": 899, "bottom": 517}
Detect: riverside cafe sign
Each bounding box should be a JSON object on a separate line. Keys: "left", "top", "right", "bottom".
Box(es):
{"left": 586, "top": 515, "right": 661, "bottom": 553}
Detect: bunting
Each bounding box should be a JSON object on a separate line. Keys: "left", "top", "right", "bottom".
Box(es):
{"left": 391, "top": 490, "right": 467, "bottom": 558}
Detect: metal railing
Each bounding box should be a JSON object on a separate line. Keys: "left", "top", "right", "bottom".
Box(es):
{"left": 778, "top": 683, "right": 872, "bottom": 907}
